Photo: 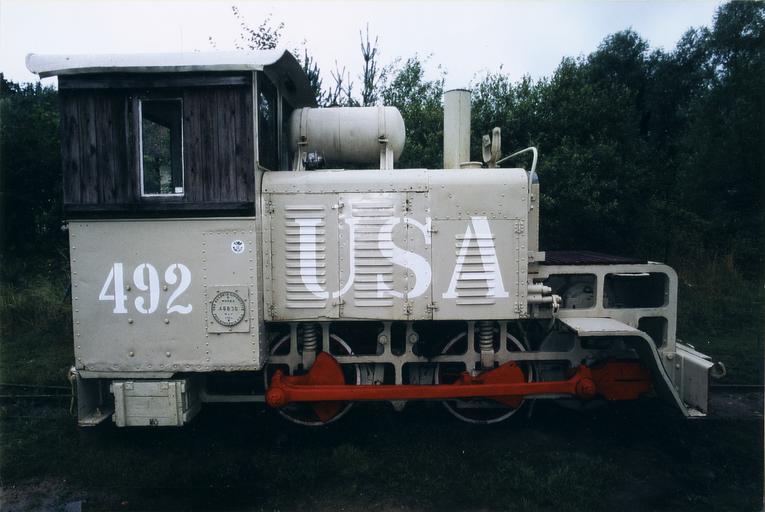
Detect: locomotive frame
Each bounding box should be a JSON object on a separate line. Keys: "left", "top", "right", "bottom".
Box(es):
{"left": 26, "top": 50, "right": 723, "bottom": 428}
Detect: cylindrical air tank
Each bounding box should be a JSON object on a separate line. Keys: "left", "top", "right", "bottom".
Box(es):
{"left": 289, "top": 106, "right": 405, "bottom": 166}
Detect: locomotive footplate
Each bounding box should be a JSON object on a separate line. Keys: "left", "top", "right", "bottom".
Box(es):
{"left": 266, "top": 352, "right": 652, "bottom": 422}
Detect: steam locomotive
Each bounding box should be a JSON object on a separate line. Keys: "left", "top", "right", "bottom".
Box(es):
{"left": 26, "top": 49, "right": 723, "bottom": 427}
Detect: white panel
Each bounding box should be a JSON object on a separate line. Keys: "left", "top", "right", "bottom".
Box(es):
{"left": 433, "top": 218, "right": 521, "bottom": 320}
{"left": 339, "top": 193, "right": 408, "bottom": 319}
{"left": 268, "top": 194, "right": 340, "bottom": 320}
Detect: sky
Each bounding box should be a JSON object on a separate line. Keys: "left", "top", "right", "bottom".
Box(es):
{"left": 1, "top": 0, "right": 724, "bottom": 90}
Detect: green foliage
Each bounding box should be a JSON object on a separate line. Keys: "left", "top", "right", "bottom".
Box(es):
{"left": 359, "top": 24, "right": 382, "bottom": 106}
{"left": 380, "top": 57, "right": 444, "bottom": 169}
{"left": 0, "top": 77, "right": 65, "bottom": 283}
{"left": 0, "top": 274, "right": 72, "bottom": 386}
{"left": 467, "top": 3, "right": 763, "bottom": 289}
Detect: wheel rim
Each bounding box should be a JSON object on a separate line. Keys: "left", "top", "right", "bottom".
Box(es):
{"left": 265, "top": 332, "right": 360, "bottom": 426}
{"left": 435, "top": 330, "right": 533, "bottom": 424}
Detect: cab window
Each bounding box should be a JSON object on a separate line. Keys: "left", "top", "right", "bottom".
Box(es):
{"left": 257, "top": 74, "right": 278, "bottom": 170}
{"left": 140, "top": 98, "right": 184, "bottom": 196}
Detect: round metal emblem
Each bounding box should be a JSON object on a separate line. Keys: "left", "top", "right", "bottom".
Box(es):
{"left": 231, "top": 239, "right": 245, "bottom": 254}
{"left": 210, "top": 291, "right": 246, "bottom": 327}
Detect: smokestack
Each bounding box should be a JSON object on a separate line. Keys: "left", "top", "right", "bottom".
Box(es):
{"left": 443, "top": 89, "right": 471, "bottom": 169}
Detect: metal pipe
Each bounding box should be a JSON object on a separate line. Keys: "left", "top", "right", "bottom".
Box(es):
{"left": 496, "top": 146, "right": 538, "bottom": 173}
{"left": 443, "top": 89, "right": 471, "bottom": 168}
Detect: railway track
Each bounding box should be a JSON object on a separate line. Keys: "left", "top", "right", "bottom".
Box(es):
{"left": 2, "top": 382, "right": 761, "bottom": 420}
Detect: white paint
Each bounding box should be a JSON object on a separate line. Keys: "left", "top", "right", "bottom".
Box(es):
{"left": 99, "top": 262, "right": 193, "bottom": 315}
{"left": 332, "top": 217, "right": 357, "bottom": 300}
{"left": 290, "top": 202, "right": 516, "bottom": 304}
{"left": 443, "top": 217, "right": 509, "bottom": 299}
{"left": 164, "top": 263, "right": 193, "bottom": 314}
{"left": 296, "top": 211, "right": 430, "bottom": 301}
{"left": 379, "top": 217, "right": 431, "bottom": 299}
{"left": 98, "top": 263, "right": 128, "bottom": 314}
{"left": 295, "top": 217, "right": 329, "bottom": 300}
{"left": 133, "top": 263, "right": 160, "bottom": 314}
{"left": 293, "top": 211, "right": 509, "bottom": 302}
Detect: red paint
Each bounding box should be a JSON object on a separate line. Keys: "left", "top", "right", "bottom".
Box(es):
{"left": 266, "top": 352, "right": 652, "bottom": 420}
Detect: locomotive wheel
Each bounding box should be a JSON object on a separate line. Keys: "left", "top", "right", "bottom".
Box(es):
{"left": 265, "top": 333, "right": 360, "bottom": 426}
{"left": 435, "top": 330, "right": 533, "bottom": 424}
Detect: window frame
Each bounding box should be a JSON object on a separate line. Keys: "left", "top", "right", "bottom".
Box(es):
{"left": 138, "top": 97, "right": 185, "bottom": 198}
{"left": 256, "top": 72, "right": 279, "bottom": 172}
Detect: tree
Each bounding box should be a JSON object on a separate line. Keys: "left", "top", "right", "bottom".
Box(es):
{"left": 209, "top": 7, "right": 284, "bottom": 51}
{"left": 359, "top": 24, "right": 381, "bottom": 106}
{"left": 0, "top": 77, "right": 64, "bottom": 280}
{"left": 380, "top": 57, "right": 444, "bottom": 169}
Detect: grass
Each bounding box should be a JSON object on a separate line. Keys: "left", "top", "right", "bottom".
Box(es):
{"left": 0, "top": 400, "right": 761, "bottom": 511}
{"left": 0, "top": 275, "right": 73, "bottom": 387}
{"left": 676, "top": 258, "right": 764, "bottom": 385}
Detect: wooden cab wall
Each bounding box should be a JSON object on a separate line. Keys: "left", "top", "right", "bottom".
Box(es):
{"left": 58, "top": 72, "right": 256, "bottom": 216}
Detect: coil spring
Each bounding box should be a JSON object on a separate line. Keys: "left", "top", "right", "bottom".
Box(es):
{"left": 478, "top": 320, "right": 494, "bottom": 353}
{"left": 301, "top": 323, "right": 319, "bottom": 354}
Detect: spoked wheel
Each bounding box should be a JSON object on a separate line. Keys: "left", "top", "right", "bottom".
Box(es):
{"left": 264, "top": 333, "right": 360, "bottom": 426}
{"left": 435, "top": 330, "right": 534, "bottom": 424}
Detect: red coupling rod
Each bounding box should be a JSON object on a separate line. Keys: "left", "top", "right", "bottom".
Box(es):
{"left": 266, "top": 352, "right": 651, "bottom": 410}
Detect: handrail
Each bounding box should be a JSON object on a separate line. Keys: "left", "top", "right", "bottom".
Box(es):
{"left": 496, "top": 146, "right": 538, "bottom": 174}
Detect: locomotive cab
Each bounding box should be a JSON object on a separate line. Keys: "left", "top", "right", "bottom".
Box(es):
{"left": 26, "top": 50, "right": 722, "bottom": 428}
{"left": 27, "top": 50, "right": 316, "bottom": 425}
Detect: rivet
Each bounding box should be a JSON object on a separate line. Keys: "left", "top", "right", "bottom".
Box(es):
{"left": 128, "top": 318, "right": 133, "bottom": 324}
{"left": 164, "top": 318, "right": 169, "bottom": 324}
{"left": 163, "top": 284, "right": 168, "bottom": 291}
{"left": 129, "top": 351, "right": 134, "bottom": 357}
{"left": 166, "top": 352, "right": 171, "bottom": 357}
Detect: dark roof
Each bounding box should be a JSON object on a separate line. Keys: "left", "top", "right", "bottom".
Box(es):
{"left": 543, "top": 250, "right": 646, "bottom": 266}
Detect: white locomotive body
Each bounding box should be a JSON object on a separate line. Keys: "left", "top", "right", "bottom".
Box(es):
{"left": 26, "top": 50, "right": 722, "bottom": 427}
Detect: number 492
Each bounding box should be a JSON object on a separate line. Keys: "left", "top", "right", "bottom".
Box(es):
{"left": 98, "top": 263, "right": 193, "bottom": 315}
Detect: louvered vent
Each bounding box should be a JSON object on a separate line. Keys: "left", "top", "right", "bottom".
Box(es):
{"left": 453, "top": 233, "right": 499, "bottom": 305}
{"left": 351, "top": 201, "right": 396, "bottom": 308}
{"left": 284, "top": 204, "right": 328, "bottom": 309}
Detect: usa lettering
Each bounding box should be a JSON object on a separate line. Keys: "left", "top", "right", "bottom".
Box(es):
{"left": 295, "top": 211, "right": 507, "bottom": 300}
